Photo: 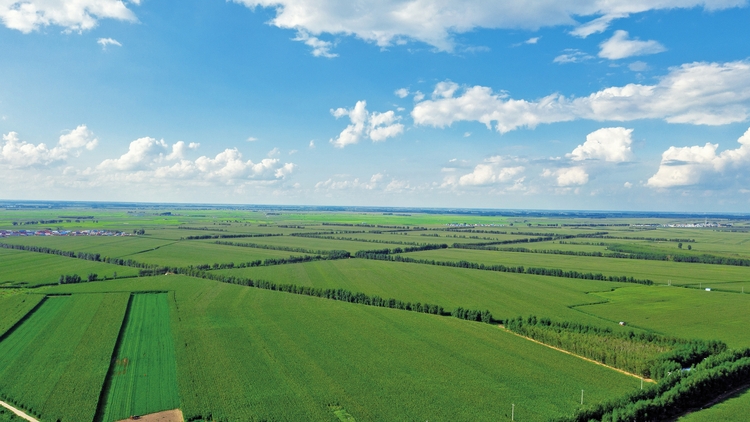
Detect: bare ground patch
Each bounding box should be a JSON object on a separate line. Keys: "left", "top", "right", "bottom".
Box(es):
{"left": 116, "top": 409, "right": 183, "bottom": 422}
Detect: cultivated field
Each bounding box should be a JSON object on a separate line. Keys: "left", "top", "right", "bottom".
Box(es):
{"left": 0, "top": 206, "right": 748, "bottom": 421}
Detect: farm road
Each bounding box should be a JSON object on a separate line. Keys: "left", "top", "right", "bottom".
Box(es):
{"left": 0, "top": 400, "right": 39, "bottom": 422}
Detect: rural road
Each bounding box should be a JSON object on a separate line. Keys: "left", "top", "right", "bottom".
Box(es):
{"left": 0, "top": 400, "right": 39, "bottom": 422}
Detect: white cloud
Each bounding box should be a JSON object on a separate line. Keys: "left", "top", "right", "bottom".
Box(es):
{"left": 543, "top": 166, "right": 589, "bottom": 186}
{"left": 97, "top": 37, "right": 121, "bottom": 49}
{"left": 553, "top": 49, "right": 594, "bottom": 64}
{"left": 598, "top": 30, "right": 666, "bottom": 60}
{"left": 1, "top": 0, "right": 138, "bottom": 33}
{"left": 268, "top": 147, "right": 280, "bottom": 157}
{"left": 443, "top": 156, "right": 525, "bottom": 187}
{"left": 568, "top": 127, "right": 634, "bottom": 162}
{"left": 395, "top": 88, "right": 410, "bottom": 98}
{"left": 309, "top": 140, "right": 315, "bottom": 148}
{"left": 629, "top": 61, "right": 648, "bottom": 72}
{"left": 232, "top": 0, "right": 742, "bottom": 52}
{"left": 166, "top": 141, "right": 199, "bottom": 161}
{"left": 570, "top": 13, "right": 626, "bottom": 38}
{"left": 330, "top": 100, "right": 404, "bottom": 147}
{"left": 647, "top": 127, "right": 750, "bottom": 188}
{"left": 247, "top": 136, "right": 258, "bottom": 142}
{"left": 412, "top": 60, "right": 750, "bottom": 133}
{"left": 0, "top": 125, "right": 97, "bottom": 168}
{"left": 413, "top": 91, "right": 425, "bottom": 102}
{"left": 524, "top": 36, "right": 540, "bottom": 44}
{"left": 293, "top": 30, "right": 337, "bottom": 57}
{"left": 624, "top": 181, "right": 633, "bottom": 188}
{"left": 98, "top": 137, "right": 168, "bottom": 171}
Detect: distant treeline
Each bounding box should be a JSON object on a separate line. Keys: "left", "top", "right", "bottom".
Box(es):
{"left": 176, "top": 251, "right": 352, "bottom": 272}
{"left": 182, "top": 233, "right": 283, "bottom": 240}
{"left": 554, "top": 348, "right": 750, "bottom": 422}
{"left": 601, "top": 235, "right": 695, "bottom": 243}
{"left": 608, "top": 244, "right": 750, "bottom": 267}
{"left": 505, "top": 316, "right": 724, "bottom": 379}
{"left": 177, "top": 226, "right": 227, "bottom": 231}
{"left": 322, "top": 223, "right": 423, "bottom": 230}
{"left": 297, "top": 234, "right": 431, "bottom": 246}
{"left": 11, "top": 219, "right": 66, "bottom": 226}
{"left": 453, "top": 232, "right": 610, "bottom": 249}
{"left": 290, "top": 230, "right": 368, "bottom": 236}
{"left": 214, "top": 240, "right": 348, "bottom": 256}
{"left": 355, "top": 248, "right": 653, "bottom": 285}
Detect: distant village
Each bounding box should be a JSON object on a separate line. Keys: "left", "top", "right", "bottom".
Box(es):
{"left": 0, "top": 229, "right": 134, "bottom": 238}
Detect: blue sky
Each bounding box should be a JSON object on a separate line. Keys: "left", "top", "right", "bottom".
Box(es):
{"left": 1, "top": 0, "right": 750, "bottom": 211}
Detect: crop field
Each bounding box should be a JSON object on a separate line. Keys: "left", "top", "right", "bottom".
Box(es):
{"left": 216, "top": 259, "right": 637, "bottom": 325}
{"left": 124, "top": 240, "right": 315, "bottom": 267}
{"left": 0, "top": 294, "right": 45, "bottom": 338}
{"left": 399, "top": 247, "right": 750, "bottom": 286}
{"left": 1, "top": 207, "right": 749, "bottom": 421}
{"left": 100, "top": 293, "right": 180, "bottom": 422}
{"left": 576, "top": 286, "right": 750, "bottom": 348}
{"left": 0, "top": 236, "right": 176, "bottom": 258}
{"left": 0, "top": 248, "right": 139, "bottom": 287}
{"left": 55, "top": 276, "right": 638, "bottom": 421}
{"left": 0, "top": 293, "right": 129, "bottom": 421}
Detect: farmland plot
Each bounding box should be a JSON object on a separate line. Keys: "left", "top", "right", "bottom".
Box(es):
{"left": 0, "top": 248, "right": 139, "bottom": 287}
{"left": 99, "top": 293, "right": 180, "bottom": 422}
{"left": 0, "top": 294, "right": 45, "bottom": 338}
{"left": 127, "top": 241, "right": 314, "bottom": 268}
{"left": 0, "top": 293, "right": 129, "bottom": 421}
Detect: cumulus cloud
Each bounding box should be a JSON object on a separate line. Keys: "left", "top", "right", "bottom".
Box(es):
{"left": 315, "top": 172, "right": 395, "bottom": 190}
{"left": 1, "top": 0, "right": 138, "bottom": 33}
{"left": 97, "top": 37, "right": 121, "bottom": 49}
{"left": 412, "top": 60, "right": 750, "bottom": 133}
{"left": 293, "top": 30, "right": 337, "bottom": 57}
{"left": 570, "top": 13, "right": 627, "bottom": 38}
{"left": 0, "top": 125, "right": 97, "bottom": 168}
{"left": 95, "top": 137, "right": 295, "bottom": 184}
{"left": 598, "top": 30, "right": 666, "bottom": 60}
{"left": 330, "top": 100, "right": 404, "bottom": 147}
{"left": 232, "top": 0, "right": 742, "bottom": 52}
{"left": 568, "top": 127, "right": 634, "bottom": 162}
{"left": 647, "top": 127, "right": 750, "bottom": 188}
{"left": 395, "top": 88, "right": 410, "bottom": 98}
{"left": 543, "top": 166, "right": 589, "bottom": 186}
{"left": 442, "top": 156, "right": 525, "bottom": 187}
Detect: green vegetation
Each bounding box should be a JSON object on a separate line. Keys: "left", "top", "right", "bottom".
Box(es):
{"left": 100, "top": 293, "right": 180, "bottom": 422}
{"left": 0, "top": 293, "right": 129, "bottom": 421}
{"left": 1, "top": 207, "right": 749, "bottom": 420}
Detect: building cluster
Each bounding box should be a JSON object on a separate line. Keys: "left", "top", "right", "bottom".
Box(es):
{"left": 0, "top": 229, "right": 132, "bottom": 238}
{"left": 662, "top": 222, "right": 733, "bottom": 228}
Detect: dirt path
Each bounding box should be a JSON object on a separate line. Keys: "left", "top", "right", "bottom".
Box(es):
{"left": 0, "top": 400, "right": 39, "bottom": 422}
{"left": 499, "top": 325, "right": 655, "bottom": 383}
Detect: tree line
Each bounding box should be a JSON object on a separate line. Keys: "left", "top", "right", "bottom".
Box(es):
{"left": 182, "top": 233, "right": 283, "bottom": 240}
{"left": 214, "top": 240, "right": 351, "bottom": 257}
{"left": 354, "top": 250, "right": 653, "bottom": 285}
{"left": 504, "top": 315, "right": 724, "bottom": 379}
{"left": 607, "top": 244, "right": 750, "bottom": 267}
{"left": 554, "top": 348, "right": 750, "bottom": 422}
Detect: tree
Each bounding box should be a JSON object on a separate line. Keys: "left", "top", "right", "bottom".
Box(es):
{"left": 678, "top": 242, "right": 683, "bottom": 249}
{"left": 687, "top": 245, "right": 692, "bottom": 250}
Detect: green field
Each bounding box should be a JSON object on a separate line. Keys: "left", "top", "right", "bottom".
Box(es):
{"left": 100, "top": 293, "right": 180, "bottom": 422}
{"left": 54, "top": 276, "right": 638, "bottom": 421}
{"left": 576, "top": 285, "right": 750, "bottom": 348}
{"left": 400, "top": 247, "right": 750, "bottom": 287}
{"left": 0, "top": 248, "right": 139, "bottom": 287}
{"left": 0, "top": 293, "right": 129, "bottom": 421}
{"left": 215, "top": 258, "right": 636, "bottom": 325}
{"left": 1, "top": 208, "right": 749, "bottom": 421}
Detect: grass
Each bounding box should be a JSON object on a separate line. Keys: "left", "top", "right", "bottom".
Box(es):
{"left": 678, "top": 386, "right": 750, "bottom": 422}
{"left": 0, "top": 248, "right": 139, "bottom": 287}
{"left": 0, "top": 236, "right": 175, "bottom": 258}
{"left": 100, "top": 293, "right": 180, "bottom": 422}
{"left": 0, "top": 293, "right": 129, "bottom": 421}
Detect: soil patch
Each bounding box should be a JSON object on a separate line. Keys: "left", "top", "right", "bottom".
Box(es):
{"left": 116, "top": 409, "right": 183, "bottom": 422}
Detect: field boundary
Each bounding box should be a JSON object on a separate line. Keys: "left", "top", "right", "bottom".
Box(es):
{"left": 0, "top": 400, "right": 39, "bottom": 422}
{"left": 499, "top": 325, "right": 654, "bottom": 383}
{"left": 0, "top": 295, "right": 48, "bottom": 342}
{"left": 93, "top": 293, "right": 134, "bottom": 422}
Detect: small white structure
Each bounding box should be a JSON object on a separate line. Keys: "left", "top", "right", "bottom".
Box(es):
{"left": 619, "top": 321, "right": 626, "bottom": 326}
{"left": 705, "top": 288, "right": 711, "bottom": 291}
